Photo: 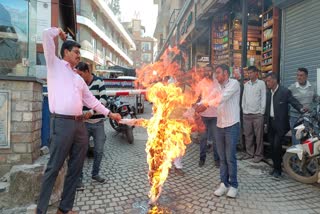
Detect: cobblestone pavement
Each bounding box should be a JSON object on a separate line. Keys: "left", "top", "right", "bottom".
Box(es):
{"left": 72, "top": 102, "right": 320, "bottom": 214}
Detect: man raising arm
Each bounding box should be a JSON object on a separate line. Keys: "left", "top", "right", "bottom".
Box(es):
{"left": 36, "top": 27, "right": 120, "bottom": 214}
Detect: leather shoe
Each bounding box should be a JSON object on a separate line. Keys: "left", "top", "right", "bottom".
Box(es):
{"left": 92, "top": 175, "right": 106, "bottom": 183}
{"left": 273, "top": 171, "right": 282, "bottom": 179}
{"left": 269, "top": 170, "right": 275, "bottom": 176}
{"left": 214, "top": 160, "right": 220, "bottom": 168}
{"left": 56, "top": 209, "right": 78, "bottom": 214}
{"left": 199, "top": 159, "right": 205, "bottom": 167}
{"left": 76, "top": 181, "right": 84, "bottom": 191}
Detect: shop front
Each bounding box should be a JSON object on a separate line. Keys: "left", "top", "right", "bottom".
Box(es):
{"left": 208, "top": 0, "right": 280, "bottom": 80}
{"left": 0, "top": 0, "right": 37, "bottom": 76}
{"left": 275, "top": 0, "right": 320, "bottom": 87}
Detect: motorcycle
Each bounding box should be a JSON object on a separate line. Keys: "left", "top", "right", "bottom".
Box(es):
{"left": 283, "top": 106, "right": 320, "bottom": 184}
{"left": 107, "top": 96, "right": 136, "bottom": 144}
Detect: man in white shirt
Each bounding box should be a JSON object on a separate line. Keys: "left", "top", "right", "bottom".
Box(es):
{"left": 241, "top": 66, "right": 266, "bottom": 163}
{"left": 213, "top": 64, "right": 240, "bottom": 198}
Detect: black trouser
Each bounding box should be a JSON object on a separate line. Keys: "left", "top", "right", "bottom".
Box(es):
{"left": 268, "top": 118, "right": 284, "bottom": 173}
{"left": 37, "top": 117, "right": 88, "bottom": 214}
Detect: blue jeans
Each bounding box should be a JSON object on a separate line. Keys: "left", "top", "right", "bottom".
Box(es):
{"left": 216, "top": 123, "right": 240, "bottom": 188}
{"left": 80, "top": 120, "right": 106, "bottom": 179}
{"left": 200, "top": 117, "right": 219, "bottom": 162}
{"left": 289, "top": 116, "right": 300, "bottom": 145}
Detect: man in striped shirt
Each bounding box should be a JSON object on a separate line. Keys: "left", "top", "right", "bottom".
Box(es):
{"left": 76, "top": 62, "right": 108, "bottom": 187}
{"left": 213, "top": 64, "right": 240, "bottom": 198}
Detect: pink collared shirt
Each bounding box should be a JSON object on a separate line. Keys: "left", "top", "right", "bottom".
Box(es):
{"left": 42, "top": 27, "right": 110, "bottom": 116}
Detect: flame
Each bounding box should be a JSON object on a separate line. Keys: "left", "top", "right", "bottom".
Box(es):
{"left": 133, "top": 46, "right": 222, "bottom": 206}
{"left": 141, "top": 82, "right": 192, "bottom": 204}
{"left": 148, "top": 205, "right": 172, "bottom": 214}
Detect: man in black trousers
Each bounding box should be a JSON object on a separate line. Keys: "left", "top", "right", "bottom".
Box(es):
{"left": 265, "top": 73, "right": 304, "bottom": 178}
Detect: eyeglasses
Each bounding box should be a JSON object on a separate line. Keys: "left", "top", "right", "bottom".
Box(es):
{"left": 71, "top": 49, "right": 81, "bottom": 55}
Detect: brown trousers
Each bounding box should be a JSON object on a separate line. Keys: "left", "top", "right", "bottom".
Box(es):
{"left": 243, "top": 114, "right": 264, "bottom": 159}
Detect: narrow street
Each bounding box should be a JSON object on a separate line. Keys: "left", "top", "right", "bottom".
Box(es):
{"left": 70, "top": 101, "right": 320, "bottom": 214}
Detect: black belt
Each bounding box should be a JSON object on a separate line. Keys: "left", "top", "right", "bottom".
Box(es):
{"left": 51, "top": 113, "right": 84, "bottom": 120}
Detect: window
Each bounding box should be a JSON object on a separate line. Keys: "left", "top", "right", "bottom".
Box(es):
{"left": 141, "top": 42, "right": 151, "bottom": 51}
{"left": 141, "top": 53, "right": 151, "bottom": 62}
{"left": 92, "top": 37, "right": 96, "bottom": 53}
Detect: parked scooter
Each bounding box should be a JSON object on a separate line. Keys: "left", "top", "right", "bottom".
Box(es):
{"left": 283, "top": 107, "right": 320, "bottom": 184}
{"left": 107, "top": 96, "right": 136, "bottom": 144}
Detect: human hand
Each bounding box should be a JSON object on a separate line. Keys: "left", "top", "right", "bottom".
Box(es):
{"left": 195, "top": 104, "right": 207, "bottom": 113}
{"left": 83, "top": 111, "right": 93, "bottom": 120}
{"left": 109, "top": 112, "right": 121, "bottom": 122}
{"left": 58, "top": 28, "right": 67, "bottom": 41}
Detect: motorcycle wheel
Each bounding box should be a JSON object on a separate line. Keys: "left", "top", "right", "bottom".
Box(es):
{"left": 125, "top": 126, "right": 134, "bottom": 144}
{"left": 283, "top": 152, "right": 319, "bottom": 184}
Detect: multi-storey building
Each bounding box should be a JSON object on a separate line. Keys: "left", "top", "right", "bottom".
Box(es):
{"left": 153, "top": 0, "right": 229, "bottom": 71}
{"left": 153, "top": 0, "right": 184, "bottom": 59}
{"left": 154, "top": 0, "right": 320, "bottom": 87}
{"left": 76, "top": 0, "right": 136, "bottom": 73}
{"left": 123, "top": 19, "right": 155, "bottom": 68}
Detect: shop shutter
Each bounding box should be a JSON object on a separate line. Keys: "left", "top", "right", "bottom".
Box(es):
{"left": 280, "top": 0, "right": 320, "bottom": 87}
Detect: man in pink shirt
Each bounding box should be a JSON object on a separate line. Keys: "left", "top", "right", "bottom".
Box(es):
{"left": 36, "top": 27, "right": 121, "bottom": 214}
{"left": 195, "top": 64, "right": 220, "bottom": 168}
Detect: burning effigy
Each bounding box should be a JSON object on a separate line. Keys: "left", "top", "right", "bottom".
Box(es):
{"left": 120, "top": 46, "right": 221, "bottom": 212}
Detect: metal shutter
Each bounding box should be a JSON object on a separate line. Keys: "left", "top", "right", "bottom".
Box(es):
{"left": 280, "top": 0, "right": 320, "bottom": 87}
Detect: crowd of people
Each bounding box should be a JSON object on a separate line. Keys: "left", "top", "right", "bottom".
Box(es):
{"left": 36, "top": 26, "right": 317, "bottom": 213}
{"left": 190, "top": 64, "right": 316, "bottom": 198}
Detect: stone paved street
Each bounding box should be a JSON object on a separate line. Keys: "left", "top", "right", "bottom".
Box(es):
{"left": 72, "top": 102, "right": 320, "bottom": 214}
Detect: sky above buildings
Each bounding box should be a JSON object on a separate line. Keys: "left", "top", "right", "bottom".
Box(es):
{"left": 120, "top": 0, "right": 158, "bottom": 37}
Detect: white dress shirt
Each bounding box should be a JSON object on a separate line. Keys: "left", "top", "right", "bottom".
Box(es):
{"left": 242, "top": 79, "right": 266, "bottom": 115}
{"left": 217, "top": 79, "right": 240, "bottom": 128}
{"left": 270, "top": 84, "right": 279, "bottom": 118}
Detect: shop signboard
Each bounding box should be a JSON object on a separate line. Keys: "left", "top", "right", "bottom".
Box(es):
{"left": 197, "top": 55, "right": 209, "bottom": 67}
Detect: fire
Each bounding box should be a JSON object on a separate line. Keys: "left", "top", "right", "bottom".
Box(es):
{"left": 130, "top": 82, "right": 193, "bottom": 204}
{"left": 148, "top": 205, "right": 172, "bottom": 214}
{"left": 128, "top": 46, "right": 221, "bottom": 207}
{"left": 145, "top": 82, "right": 192, "bottom": 204}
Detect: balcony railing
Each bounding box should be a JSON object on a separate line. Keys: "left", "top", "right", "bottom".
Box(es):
{"left": 77, "top": 9, "right": 129, "bottom": 55}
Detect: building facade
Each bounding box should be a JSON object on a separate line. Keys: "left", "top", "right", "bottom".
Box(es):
{"left": 275, "top": 0, "right": 320, "bottom": 88}
{"left": 76, "top": 0, "right": 136, "bottom": 74}
{"left": 154, "top": 0, "right": 320, "bottom": 90}
{"left": 123, "top": 19, "right": 155, "bottom": 68}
